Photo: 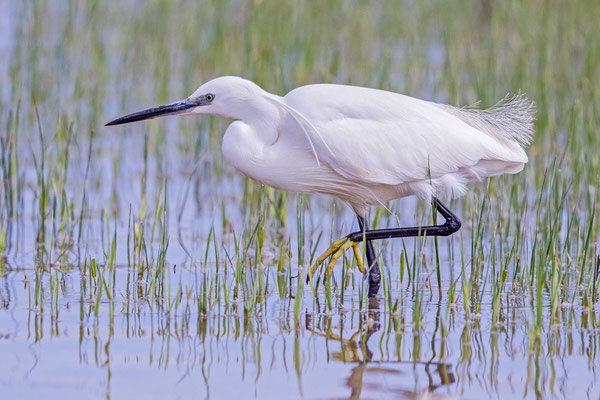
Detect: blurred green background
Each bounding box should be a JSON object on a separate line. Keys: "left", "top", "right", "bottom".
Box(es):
{"left": 1, "top": 1, "right": 599, "bottom": 398}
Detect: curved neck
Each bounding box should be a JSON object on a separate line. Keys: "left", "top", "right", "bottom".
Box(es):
{"left": 229, "top": 93, "right": 285, "bottom": 146}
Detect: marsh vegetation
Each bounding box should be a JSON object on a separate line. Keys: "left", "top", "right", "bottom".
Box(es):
{"left": 0, "top": 1, "right": 599, "bottom": 398}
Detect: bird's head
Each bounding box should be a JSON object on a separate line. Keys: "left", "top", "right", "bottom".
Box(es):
{"left": 105, "top": 76, "right": 267, "bottom": 126}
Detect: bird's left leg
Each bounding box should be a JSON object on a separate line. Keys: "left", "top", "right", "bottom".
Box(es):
{"left": 308, "top": 198, "right": 461, "bottom": 290}
{"left": 345, "top": 198, "right": 461, "bottom": 243}
{"left": 307, "top": 232, "right": 365, "bottom": 282}
{"left": 307, "top": 214, "right": 379, "bottom": 282}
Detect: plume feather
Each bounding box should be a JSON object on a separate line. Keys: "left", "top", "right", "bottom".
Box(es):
{"left": 440, "top": 92, "right": 536, "bottom": 146}
{"left": 263, "top": 94, "right": 335, "bottom": 166}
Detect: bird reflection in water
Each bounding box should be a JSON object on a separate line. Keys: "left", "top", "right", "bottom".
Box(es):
{"left": 306, "top": 298, "right": 456, "bottom": 400}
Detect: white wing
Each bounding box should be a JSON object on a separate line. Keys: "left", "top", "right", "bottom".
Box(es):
{"left": 284, "top": 84, "right": 533, "bottom": 186}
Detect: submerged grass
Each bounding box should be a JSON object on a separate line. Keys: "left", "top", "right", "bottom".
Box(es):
{"left": 1, "top": 0, "right": 599, "bottom": 398}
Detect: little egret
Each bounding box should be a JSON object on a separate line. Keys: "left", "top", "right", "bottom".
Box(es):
{"left": 106, "top": 76, "right": 535, "bottom": 296}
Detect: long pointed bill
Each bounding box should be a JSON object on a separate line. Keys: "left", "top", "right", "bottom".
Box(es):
{"left": 105, "top": 99, "right": 199, "bottom": 126}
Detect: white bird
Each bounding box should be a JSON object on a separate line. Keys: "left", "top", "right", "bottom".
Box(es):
{"left": 106, "top": 76, "right": 535, "bottom": 296}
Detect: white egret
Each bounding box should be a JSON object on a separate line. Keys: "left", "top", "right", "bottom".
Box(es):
{"left": 106, "top": 76, "right": 535, "bottom": 296}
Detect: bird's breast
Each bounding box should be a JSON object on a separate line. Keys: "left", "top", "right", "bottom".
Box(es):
{"left": 221, "top": 121, "right": 324, "bottom": 192}
{"left": 222, "top": 121, "right": 259, "bottom": 175}
{"left": 222, "top": 121, "right": 284, "bottom": 187}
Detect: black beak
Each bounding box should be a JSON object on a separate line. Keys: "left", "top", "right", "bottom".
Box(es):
{"left": 105, "top": 99, "right": 200, "bottom": 126}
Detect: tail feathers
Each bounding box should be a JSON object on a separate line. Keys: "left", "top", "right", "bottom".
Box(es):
{"left": 441, "top": 92, "right": 536, "bottom": 147}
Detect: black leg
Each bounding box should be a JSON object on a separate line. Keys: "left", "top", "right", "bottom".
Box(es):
{"left": 351, "top": 198, "right": 461, "bottom": 297}
{"left": 348, "top": 198, "right": 461, "bottom": 243}
{"left": 356, "top": 215, "right": 381, "bottom": 298}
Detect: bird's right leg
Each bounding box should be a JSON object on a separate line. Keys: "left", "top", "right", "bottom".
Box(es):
{"left": 357, "top": 215, "right": 381, "bottom": 298}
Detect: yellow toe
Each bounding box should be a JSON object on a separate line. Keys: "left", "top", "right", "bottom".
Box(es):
{"left": 309, "top": 238, "right": 364, "bottom": 280}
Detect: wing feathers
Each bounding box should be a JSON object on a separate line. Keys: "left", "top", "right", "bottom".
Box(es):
{"left": 284, "top": 85, "right": 532, "bottom": 187}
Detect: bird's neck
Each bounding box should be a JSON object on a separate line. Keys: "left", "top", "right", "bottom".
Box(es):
{"left": 235, "top": 93, "right": 285, "bottom": 146}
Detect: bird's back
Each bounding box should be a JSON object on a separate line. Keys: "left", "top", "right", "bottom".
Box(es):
{"left": 283, "top": 83, "right": 534, "bottom": 200}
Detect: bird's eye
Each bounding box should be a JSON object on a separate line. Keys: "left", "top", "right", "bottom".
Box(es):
{"left": 205, "top": 94, "right": 214, "bottom": 102}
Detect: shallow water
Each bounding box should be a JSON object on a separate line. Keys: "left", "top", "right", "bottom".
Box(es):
{"left": 1, "top": 1, "right": 599, "bottom": 399}
{"left": 2, "top": 265, "right": 599, "bottom": 399}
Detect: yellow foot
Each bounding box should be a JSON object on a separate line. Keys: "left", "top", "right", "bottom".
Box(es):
{"left": 308, "top": 237, "right": 365, "bottom": 281}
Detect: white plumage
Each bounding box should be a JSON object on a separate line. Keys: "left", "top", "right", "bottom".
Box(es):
{"left": 193, "top": 77, "right": 534, "bottom": 215}
{"left": 108, "top": 76, "right": 535, "bottom": 216}
{"left": 105, "top": 76, "right": 535, "bottom": 290}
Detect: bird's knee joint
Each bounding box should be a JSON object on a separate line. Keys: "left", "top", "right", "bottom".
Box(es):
{"left": 445, "top": 217, "right": 461, "bottom": 234}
